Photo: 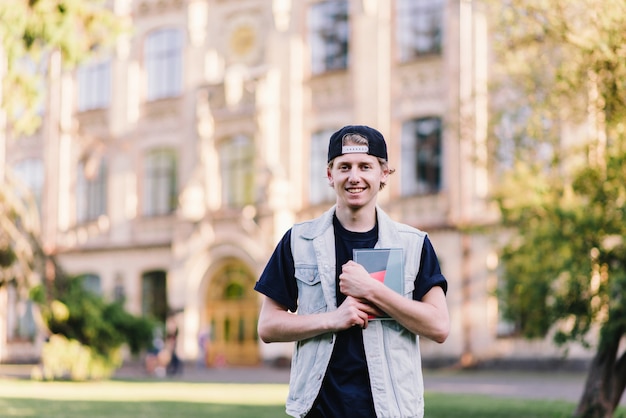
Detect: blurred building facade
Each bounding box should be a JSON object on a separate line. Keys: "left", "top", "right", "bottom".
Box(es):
{"left": 1, "top": 0, "right": 592, "bottom": 367}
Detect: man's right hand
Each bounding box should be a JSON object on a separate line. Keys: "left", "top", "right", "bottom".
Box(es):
{"left": 334, "top": 296, "right": 378, "bottom": 329}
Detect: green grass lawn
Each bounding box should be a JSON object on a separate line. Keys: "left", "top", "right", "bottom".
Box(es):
{"left": 0, "top": 378, "right": 624, "bottom": 418}
{"left": 0, "top": 379, "right": 288, "bottom": 418}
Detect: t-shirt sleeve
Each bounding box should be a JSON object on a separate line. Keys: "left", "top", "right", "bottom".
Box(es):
{"left": 413, "top": 236, "right": 448, "bottom": 301}
{"left": 254, "top": 229, "right": 298, "bottom": 312}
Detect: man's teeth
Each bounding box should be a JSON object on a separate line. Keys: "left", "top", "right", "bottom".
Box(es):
{"left": 347, "top": 188, "right": 365, "bottom": 193}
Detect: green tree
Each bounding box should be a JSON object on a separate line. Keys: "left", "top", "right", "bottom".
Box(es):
{"left": 487, "top": 1, "right": 626, "bottom": 417}
{"left": 0, "top": 0, "right": 122, "bottom": 135}
{"left": 0, "top": 1, "right": 123, "bottom": 287}
{"left": 0, "top": 1, "right": 141, "bottom": 378}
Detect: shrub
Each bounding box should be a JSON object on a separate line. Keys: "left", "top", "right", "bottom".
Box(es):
{"left": 30, "top": 276, "right": 155, "bottom": 381}
{"left": 32, "top": 334, "right": 122, "bottom": 381}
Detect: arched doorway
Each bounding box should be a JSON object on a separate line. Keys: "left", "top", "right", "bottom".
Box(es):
{"left": 204, "top": 259, "right": 259, "bottom": 366}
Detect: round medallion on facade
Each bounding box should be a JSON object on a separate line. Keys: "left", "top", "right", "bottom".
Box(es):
{"left": 225, "top": 15, "right": 262, "bottom": 65}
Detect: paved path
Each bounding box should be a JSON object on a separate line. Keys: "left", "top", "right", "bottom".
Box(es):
{"left": 424, "top": 369, "right": 588, "bottom": 403}
{"left": 111, "top": 364, "right": 626, "bottom": 406}
{"left": 1, "top": 362, "right": 623, "bottom": 406}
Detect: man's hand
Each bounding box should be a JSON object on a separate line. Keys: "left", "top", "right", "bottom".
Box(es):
{"left": 334, "top": 296, "right": 378, "bottom": 329}
{"left": 339, "top": 260, "right": 382, "bottom": 300}
{"left": 339, "top": 261, "right": 389, "bottom": 319}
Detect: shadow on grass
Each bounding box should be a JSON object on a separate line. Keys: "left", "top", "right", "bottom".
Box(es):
{"left": 0, "top": 398, "right": 289, "bottom": 418}
{"left": 425, "top": 393, "right": 626, "bottom": 418}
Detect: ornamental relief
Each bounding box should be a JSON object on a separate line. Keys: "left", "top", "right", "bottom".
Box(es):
{"left": 141, "top": 97, "right": 183, "bottom": 121}
{"left": 76, "top": 109, "right": 108, "bottom": 133}
{"left": 393, "top": 61, "right": 444, "bottom": 98}
{"left": 309, "top": 74, "right": 351, "bottom": 111}
{"left": 205, "top": 84, "right": 256, "bottom": 119}
{"left": 136, "top": 0, "right": 185, "bottom": 16}
{"left": 219, "top": 11, "right": 267, "bottom": 66}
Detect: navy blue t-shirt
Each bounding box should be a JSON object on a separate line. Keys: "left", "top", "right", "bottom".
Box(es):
{"left": 254, "top": 215, "right": 447, "bottom": 418}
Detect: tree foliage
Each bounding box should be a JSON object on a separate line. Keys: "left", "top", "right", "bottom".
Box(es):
{"left": 31, "top": 276, "right": 156, "bottom": 358}
{"left": 30, "top": 275, "right": 155, "bottom": 380}
{"left": 0, "top": 1, "right": 123, "bottom": 285}
{"left": 487, "top": 0, "right": 626, "bottom": 416}
{"left": 0, "top": 0, "right": 125, "bottom": 135}
{"left": 0, "top": 1, "right": 142, "bottom": 379}
{"left": 0, "top": 170, "right": 41, "bottom": 290}
{"left": 497, "top": 151, "right": 626, "bottom": 347}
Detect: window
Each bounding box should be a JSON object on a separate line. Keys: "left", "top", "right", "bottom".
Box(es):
{"left": 76, "top": 158, "right": 107, "bottom": 224}
{"left": 145, "top": 28, "right": 183, "bottom": 100}
{"left": 11, "top": 158, "right": 44, "bottom": 210}
{"left": 114, "top": 274, "right": 126, "bottom": 303}
{"left": 143, "top": 148, "right": 178, "bottom": 217}
{"left": 401, "top": 117, "right": 443, "bottom": 195}
{"left": 396, "top": 0, "right": 444, "bottom": 61}
{"left": 77, "top": 273, "right": 102, "bottom": 296}
{"left": 220, "top": 135, "right": 254, "bottom": 208}
{"left": 6, "top": 283, "right": 36, "bottom": 342}
{"left": 309, "top": 0, "right": 349, "bottom": 75}
{"left": 142, "top": 270, "right": 167, "bottom": 323}
{"left": 309, "top": 129, "right": 336, "bottom": 205}
{"left": 77, "top": 60, "right": 111, "bottom": 111}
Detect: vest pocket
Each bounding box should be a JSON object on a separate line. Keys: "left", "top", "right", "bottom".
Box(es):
{"left": 295, "top": 266, "right": 326, "bottom": 314}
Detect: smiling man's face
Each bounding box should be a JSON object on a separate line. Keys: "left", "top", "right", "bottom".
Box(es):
{"left": 328, "top": 152, "right": 388, "bottom": 212}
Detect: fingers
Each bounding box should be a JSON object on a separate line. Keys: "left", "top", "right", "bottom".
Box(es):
{"left": 341, "top": 260, "right": 362, "bottom": 277}
{"left": 349, "top": 311, "right": 369, "bottom": 329}
{"left": 357, "top": 300, "right": 385, "bottom": 317}
{"left": 339, "top": 262, "right": 376, "bottom": 299}
{"left": 338, "top": 272, "right": 358, "bottom": 297}
{"left": 353, "top": 316, "right": 369, "bottom": 329}
{"left": 340, "top": 296, "right": 371, "bottom": 329}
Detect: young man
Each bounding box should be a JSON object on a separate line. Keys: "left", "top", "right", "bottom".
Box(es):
{"left": 255, "top": 125, "right": 449, "bottom": 418}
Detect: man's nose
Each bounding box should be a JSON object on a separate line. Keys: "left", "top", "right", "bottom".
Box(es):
{"left": 348, "top": 168, "right": 360, "bottom": 182}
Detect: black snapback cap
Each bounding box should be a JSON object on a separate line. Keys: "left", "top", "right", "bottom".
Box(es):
{"left": 327, "top": 125, "right": 388, "bottom": 163}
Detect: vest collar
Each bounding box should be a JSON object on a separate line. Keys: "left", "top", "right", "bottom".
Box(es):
{"left": 300, "top": 205, "right": 400, "bottom": 247}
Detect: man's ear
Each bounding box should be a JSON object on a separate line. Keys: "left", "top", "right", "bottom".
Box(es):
{"left": 327, "top": 167, "right": 334, "bottom": 187}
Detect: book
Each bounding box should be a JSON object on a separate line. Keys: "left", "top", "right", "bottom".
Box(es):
{"left": 353, "top": 248, "right": 404, "bottom": 320}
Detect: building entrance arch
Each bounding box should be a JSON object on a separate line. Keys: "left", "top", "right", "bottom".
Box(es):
{"left": 204, "top": 259, "right": 259, "bottom": 366}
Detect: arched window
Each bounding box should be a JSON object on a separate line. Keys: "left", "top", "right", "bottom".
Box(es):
{"left": 396, "top": 0, "right": 444, "bottom": 61}
{"left": 145, "top": 28, "right": 183, "bottom": 100}
{"left": 143, "top": 148, "right": 178, "bottom": 216}
{"left": 6, "top": 283, "right": 36, "bottom": 342}
{"left": 219, "top": 135, "right": 254, "bottom": 208}
{"left": 77, "top": 273, "right": 102, "bottom": 296}
{"left": 401, "top": 117, "right": 443, "bottom": 196}
{"left": 142, "top": 270, "right": 168, "bottom": 323}
{"left": 309, "top": 0, "right": 349, "bottom": 75}
{"left": 309, "top": 129, "right": 336, "bottom": 205}
{"left": 77, "top": 158, "right": 107, "bottom": 224}
{"left": 77, "top": 59, "right": 111, "bottom": 111}
{"left": 11, "top": 158, "right": 44, "bottom": 210}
